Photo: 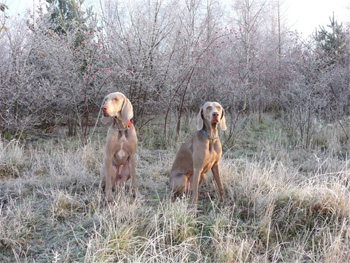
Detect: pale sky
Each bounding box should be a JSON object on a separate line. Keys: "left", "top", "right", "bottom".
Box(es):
{"left": 285, "top": 0, "right": 350, "bottom": 36}
{"left": 3, "top": 0, "right": 350, "bottom": 37}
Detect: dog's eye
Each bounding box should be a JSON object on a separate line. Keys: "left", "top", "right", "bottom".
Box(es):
{"left": 206, "top": 106, "right": 212, "bottom": 111}
{"left": 216, "top": 106, "right": 221, "bottom": 111}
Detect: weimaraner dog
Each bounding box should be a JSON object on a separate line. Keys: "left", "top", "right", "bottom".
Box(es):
{"left": 100, "top": 92, "right": 137, "bottom": 202}
{"left": 169, "top": 102, "right": 227, "bottom": 204}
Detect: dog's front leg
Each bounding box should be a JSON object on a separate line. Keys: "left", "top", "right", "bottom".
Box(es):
{"left": 192, "top": 148, "right": 205, "bottom": 206}
{"left": 211, "top": 163, "right": 224, "bottom": 201}
{"left": 104, "top": 157, "right": 114, "bottom": 203}
{"left": 191, "top": 168, "right": 202, "bottom": 205}
{"left": 128, "top": 154, "right": 137, "bottom": 195}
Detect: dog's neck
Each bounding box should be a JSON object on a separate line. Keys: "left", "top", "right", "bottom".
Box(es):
{"left": 201, "top": 121, "right": 219, "bottom": 141}
{"left": 113, "top": 117, "right": 133, "bottom": 131}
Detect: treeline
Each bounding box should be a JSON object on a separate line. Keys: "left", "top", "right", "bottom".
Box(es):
{"left": 0, "top": 0, "right": 349, "bottom": 145}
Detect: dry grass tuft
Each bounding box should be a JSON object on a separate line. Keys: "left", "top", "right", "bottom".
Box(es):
{"left": 0, "top": 139, "right": 25, "bottom": 179}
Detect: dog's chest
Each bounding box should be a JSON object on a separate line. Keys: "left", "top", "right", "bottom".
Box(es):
{"left": 114, "top": 135, "right": 129, "bottom": 162}
{"left": 202, "top": 157, "right": 217, "bottom": 173}
{"left": 118, "top": 141, "right": 126, "bottom": 159}
{"left": 202, "top": 146, "right": 221, "bottom": 173}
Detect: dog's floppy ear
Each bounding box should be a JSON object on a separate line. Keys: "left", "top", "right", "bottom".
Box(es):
{"left": 101, "top": 115, "right": 113, "bottom": 125}
{"left": 220, "top": 109, "right": 227, "bottom": 131}
{"left": 196, "top": 107, "right": 204, "bottom": 131}
{"left": 121, "top": 97, "right": 133, "bottom": 123}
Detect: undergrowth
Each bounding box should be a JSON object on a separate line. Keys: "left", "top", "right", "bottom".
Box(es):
{"left": 0, "top": 114, "right": 350, "bottom": 262}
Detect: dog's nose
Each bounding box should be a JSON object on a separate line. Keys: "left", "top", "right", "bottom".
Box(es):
{"left": 213, "top": 112, "right": 219, "bottom": 118}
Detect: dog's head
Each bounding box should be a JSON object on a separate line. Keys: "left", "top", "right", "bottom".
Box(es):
{"left": 196, "top": 102, "right": 226, "bottom": 131}
{"left": 100, "top": 92, "right": 133, "bottom": 125}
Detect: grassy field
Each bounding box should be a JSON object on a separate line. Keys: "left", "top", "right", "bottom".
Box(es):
{"left": 1, "top": 114, "right": 350, "bottom": 262}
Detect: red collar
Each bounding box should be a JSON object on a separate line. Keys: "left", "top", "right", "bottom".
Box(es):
{"left": 112, "top": 118, "right": 133, "bottom": 129}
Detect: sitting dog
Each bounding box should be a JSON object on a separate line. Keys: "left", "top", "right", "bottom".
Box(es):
{"left": 100, "top": 92, "right": 137, "bottom": 202}
{"left": 169, "top": 102, "right": 227, "bottom": 204}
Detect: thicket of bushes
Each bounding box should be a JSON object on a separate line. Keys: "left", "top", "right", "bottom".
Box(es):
{"left": 0, "top": 0, "right": 349, "bottom": 147}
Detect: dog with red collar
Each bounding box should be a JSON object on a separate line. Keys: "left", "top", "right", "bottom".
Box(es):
{"left": 100, "top": 92, "right": 138, "bottom": 202}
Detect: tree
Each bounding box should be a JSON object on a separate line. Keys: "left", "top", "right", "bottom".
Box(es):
{"left": 0, "top": 3, "right": 8, "bottom": 38}
{"left": 313, "top": 15, "right": 350, "bottom": 120}
{"left": 46, "top": 0, "right": 90, "bottom": 34}
{"left": 314, "top": 14, "right": 347, "bottom": 66}
{"left": 41, "top": 0, "right": 100, "bottom": 141}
